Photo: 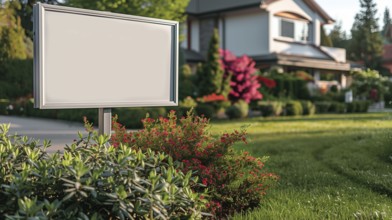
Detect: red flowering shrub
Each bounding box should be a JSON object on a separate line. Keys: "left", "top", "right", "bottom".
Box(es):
{"left": 111, "top": 110, "right": 278, "bottom": 218}
{"left": 220, "top": 49, "right": 263, "bottom": 103}
{"left": 198, "top": 93, "right": 227, "bottom": 103}
{"left": 258, "top": 76, "right": 277, "bottom": 89}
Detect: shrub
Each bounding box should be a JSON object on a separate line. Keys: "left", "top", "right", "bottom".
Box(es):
{"left": 220, "top": 50, "right": 262, "bottom": 103}
{"left": 112, "top": 111, "right": 278, "bottom": 218}
{"left": 258, "top": 101, "right": 283, "bottom": 117}
{"left": 346, "top": 102, "right": 357, "bottom": 113}
{"left": 195, "top": 103, "right": 215, "bottom": 119}
{"left": 285, "top": 101, "right": 303, "bottom": 116}
{"left": 226, "top": 100, "right": 249, "bottom": 119}
{"left": 113, "top": 107, "right": 167, "bottom": 129}
{"left": 0, "top": 99, "right": 10, "bottom": 115}
{"left": 300, "top": 101, "right": 316, "bottom": 116}
{"left": 0, "top": 124, "right": 207, "bottom": 219}
{"left": 329, "top": 102, "right": 346, "bottom": 113}
{"left": 315, "top": 101, "right": 332, "bottom": 113}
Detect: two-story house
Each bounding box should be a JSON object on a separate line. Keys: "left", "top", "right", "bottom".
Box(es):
{"left": 182, "top": 0, "right": 351, "bottom": 88}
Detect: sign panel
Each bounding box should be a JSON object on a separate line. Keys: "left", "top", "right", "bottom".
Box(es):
{"left": 33, "top": 3, "right": 178, "bottom": 109}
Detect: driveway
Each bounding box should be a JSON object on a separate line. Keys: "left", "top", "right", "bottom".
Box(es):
{"left": 0, "top": 115, "right": 88, "bottom": 152}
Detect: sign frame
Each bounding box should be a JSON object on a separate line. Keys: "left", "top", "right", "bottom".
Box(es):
{"left": 33, "top": 3, "right": 179, "bottom": 109}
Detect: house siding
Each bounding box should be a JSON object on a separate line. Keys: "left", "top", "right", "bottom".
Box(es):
{"left": 199, "top": 18, "right": 216, "bottom": 56}
{"left": 225, "top": 11, "right": 269, "bottom": 56}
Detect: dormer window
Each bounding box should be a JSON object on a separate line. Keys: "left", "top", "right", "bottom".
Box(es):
{"left": 274, "top": 12, "right": 310, "bottom": 42}
{"left": 281, "top": 20, "right": 295, "bottom": 38}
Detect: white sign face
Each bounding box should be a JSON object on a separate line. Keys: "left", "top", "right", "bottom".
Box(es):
{"left": 33, "top": 3, "right": 178, "bottom": 109}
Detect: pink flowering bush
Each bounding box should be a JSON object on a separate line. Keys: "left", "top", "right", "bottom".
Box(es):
{"left": 220, "top": 49, "right": 263, "bottom": 103}
{"left": 111, "top": 110, "right": 278, "bottom": 218}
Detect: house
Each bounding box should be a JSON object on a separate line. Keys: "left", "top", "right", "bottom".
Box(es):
{"left": 182, "top": 0, "right": 350, "bottom": 88}
{"left": 382, "top": 44, "right": 392, "bottom": 74}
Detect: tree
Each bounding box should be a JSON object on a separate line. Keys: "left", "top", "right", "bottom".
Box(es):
{"left": 328, "top": 21, "right": 349, "bottom": 49}
{"left": 0, "top": 1, "right": 28, "bottom": 60}
{"left": 195, "top": 29, "right": 230, "bottom": 98}
{"left": 9, "top": 0, "right": 59, "bottom": 39}
{"left": 320, "top": 25, "right": 332, "bottom": 47}
{"left": 383, "top": 7, "right": 392, "bottom": 42}
{"left": 349, "top": 0, "right": 383, "bottom": 70}
{"left": 65, "top": 0, "right": 189, "bottom": 22}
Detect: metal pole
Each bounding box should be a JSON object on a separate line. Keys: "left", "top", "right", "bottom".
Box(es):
{"left": 98, "top": 108, "right": 112, "bottom": 136}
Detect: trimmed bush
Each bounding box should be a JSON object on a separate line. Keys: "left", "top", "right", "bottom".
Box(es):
{"left": 315, "top": 101, "right": 332, "bottom": 113}
{"left": 0, "top": 124, "right": 207, "bottom": 219}
{"left": 300, "top": 101, "right": 316, "bottom": 116}
{"left": 329, "top": 102, "right": 346, "bottom": 113}
{"left": 0, "top": 99, "right": 10, "bottom": 115}
{"left": 285, "top": 101, "right": 303, "bottom": 116}
{"left": 258, "top": 101, "right": 283, "bottom": 117}
{"left": 195, "top": 103, "right": 215, "bottom": 119}
{"left": 226, "top": 100, "right": 249, "bottom": 119}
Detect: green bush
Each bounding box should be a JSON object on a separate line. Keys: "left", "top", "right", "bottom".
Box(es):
{"left": 226, "top": 100, "right": 249, "bottom": 119}
{"left": 0, "top": 59, "right": 33, "bottom": 99}
{"left": 0, "top": 99, "right": 10, "bottom": 115}
{"left": 315, "top": 101, "right": 332, "bottom": 113}
{"left": 258, "top": 101, "right": 283, "bottom": 117}
{"left": 329, "top": 102, "right": 346, "bottom": 113}
{"left": 0, "top": 124, "right": 207, "bottom": 219}
{"left": 346, "top": 102, "right": 357, "bottom": 113}
{"left": 300, "top": 101, "right": 315, "bottom": 116}
{"left": 270, "top": 75, "right": 310, "bottom": 100}
{"left": 195, "top": 103, "right": 215, "bottom": 119}
{"left": 285, "top": 101, "right": 303, "bottom": 116}
{"left": 113, "top": 107, "right": 167, "bottom": 129}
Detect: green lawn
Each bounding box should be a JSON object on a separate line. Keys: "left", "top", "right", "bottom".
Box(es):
{"left": 211, "top": 113, "right": 392, "bottom": 219}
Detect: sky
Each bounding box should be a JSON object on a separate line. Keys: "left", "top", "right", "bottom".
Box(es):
{"left": 316, "top": 0, "right": 392, "bottom": 34}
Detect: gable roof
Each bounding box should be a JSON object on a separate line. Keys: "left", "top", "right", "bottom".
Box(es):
{"left": 187, "top": 0, "right": 334, "bottom": 24}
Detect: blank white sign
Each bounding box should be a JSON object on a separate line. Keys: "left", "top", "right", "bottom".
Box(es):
{"left": 33, "top": 3, "right": 178, "bottom": 109}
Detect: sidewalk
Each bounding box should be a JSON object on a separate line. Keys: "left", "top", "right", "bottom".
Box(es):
{"left": 0, "top": 115, "right": 87, "bottom": 152}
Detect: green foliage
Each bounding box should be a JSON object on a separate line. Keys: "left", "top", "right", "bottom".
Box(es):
{"left": 195, "top": 103, "right": 215, "bottom": 119}
{"left": 195, "top": 29, "right": 229, "bottom": 98}
{"left": 0, "top": 59, "right": 33, "bottom": 99}
{"left": 349, "top": 0, "right": 383, "bottom": 70}
{"left": 0, "top": 124, "right": 207, "bottom": 219}
{"left": 65, "top": 0, "right": 189, "bottom": 22}
{"left": 226, "top": 100, "right": 249, "bottom": 119}
{"left": 113, "top": 107, "right": 167, "bottom": 128}
{"left": 329, "top": 102, "right": 346, "bottom": 113}
{"left": 383, "top": 7, "right": 391, "bottom": 42}
{"left": 257, "top": 101, "right": 283, "bottom": 117}
{"left": 320, "top": 25, "right": 332, "bottom": 47}
{"left": 328, "top": 21, "right": 349, "bottom": 49}
{"left": 179, "top": 64, "right": 197, "bottom": 100}
{"left": 300, "top": 101, "right": 315, "bottom": 116}
{"left": 285, "top": 101, "right": 303, "bottom": 116}
{"left": 269, "top": 74, "right": 310, "bottom": 100}
{"left": 314, "top": 101, "right": 332, "bottom": 113}
{"left": 350, "top": 69, "right": 388, "bottom": 102}
{"left": 0, "top": 1, "right": 28, "bottom": 61}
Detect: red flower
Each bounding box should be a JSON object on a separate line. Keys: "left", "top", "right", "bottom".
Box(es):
{"left": 258, "top": 76, "right": 276, "bottom": 89}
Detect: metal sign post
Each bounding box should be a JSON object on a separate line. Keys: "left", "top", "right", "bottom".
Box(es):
{"left": 98, "top": 108, "right": 112, "bottom": 136}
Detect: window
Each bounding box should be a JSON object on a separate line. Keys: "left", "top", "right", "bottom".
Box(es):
{"left": 281, "top": 20, "right": 295, "bottom": 38}
{"left": 278, "top": 18, "right": 309, "bottom": 42}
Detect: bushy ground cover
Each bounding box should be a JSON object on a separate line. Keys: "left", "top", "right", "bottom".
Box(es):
{"left": 210, "top": 113, "right": 392, "bottom": 219}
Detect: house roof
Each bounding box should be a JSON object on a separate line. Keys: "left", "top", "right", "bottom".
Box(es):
{"left": 186, "top": 0, "right": 334, "bottom": 24}
{"left": 253, "top": 53, "right": 350, "bottom": 71}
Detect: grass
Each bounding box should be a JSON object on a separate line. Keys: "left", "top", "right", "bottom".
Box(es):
{"left": 210, "top": 113, "right": 392, "bottom": 219}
